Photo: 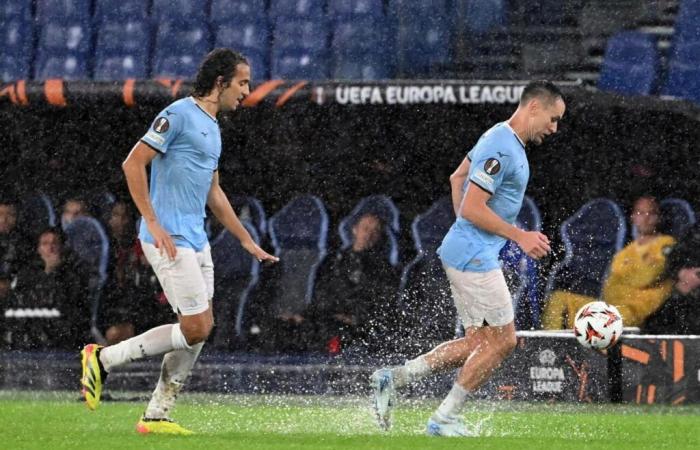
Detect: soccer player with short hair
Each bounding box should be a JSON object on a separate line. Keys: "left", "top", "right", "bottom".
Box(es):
{"left": 80, "top": 49, "right": 279, "bottom": 435}
{"left": 371, "top": 80, "right": 565, "bottom": 436}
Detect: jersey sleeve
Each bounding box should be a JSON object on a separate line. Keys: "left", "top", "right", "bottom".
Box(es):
{"left": 140, "top": 109, "right": 183, "bottom": 154}
{"left": 468, "top": 148, "right": 511, "bottom": 195}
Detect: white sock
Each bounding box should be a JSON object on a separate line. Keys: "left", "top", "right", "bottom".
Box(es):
{"left": 391, "top": 355, "right": 432, "bottom": 388}
{"left": 144, "top": 342, "right": 204, "bottom": 419}
{"left": 436, "top": 383, "right": 470, "bottom": 419}
{"left": 99, "top": 324, "right": 191, "bottom": 372}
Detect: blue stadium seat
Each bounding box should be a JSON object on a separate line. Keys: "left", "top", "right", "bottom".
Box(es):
{"left": 1, "top": 19, "right": 33, "bottom": 58}
{"left": 545, "top": 198, "right": 627, "bottom": 300}
{"left": 675, "top": 0, "right": 700, "bottom": 42}
{"left": 151, "top": 0, "right": 208, "bottom": 23}
{"left": 338, "top": 195, "right": 400, "bottom": 266}
{"left": 498, "top": 196, "right": 542, "bottom": 329}
{"left": 19, "top": 192, "right": 57, "bottom": 240}
{"left": 155, "top": 20, "right": 211, "bottom": 59}
{"left": 94, "top": 54, "right": 148, "bottom": 80}
{"left": 209, "top": 222, "right": 261, "bottom": 349}
{"left": 0, "top": 0, "right": 32, "bottom": 21}
{"left": 232, "top": 196, "right": 268, "bottom": 240}
{"left": 331, "top": 16, "right": 393, "bottom": 79}
{"left": 328, "top": 0, "right": 384, "bottom": 19}
{"left": 34, "top": 53, "right": 89, "bottom": 80}
{"left": 210, "top": 0, "right": 266, "bottom": 23}
{"left": 152, "top": 54, "right": 200, "bottom": 79}
{"left": 94, "top": 0, "right": 149, "bottom": 22}
{"left": 0, "top": 56, "right": 30, "bottom": 82}
{"left": 389, "top": 1, "right": 451, "bottom": 75}
{"left": 96, "top": 20, "right": 151, "bottom": 58}
{"left": 38, "top": 21, "right": 92, "bottom": 56}
{"left": 457, "top": 0, "right": 507, "bottom": 35}
{"left": 662, "top": 40, "right": 700, "bottom": 104}
{"left": 598, "top": 32, "right": 660, "bottom": 96}
{"left": 332, "top": 51, "right": 391, "bottom": 80}
{"left": 36, "top": 0, "right": 92, "bottom": 23}
{"left": 273, "top": 18, "right": 329, "bottom": 52}
{"left": 271, "top": 48, "right": 329, "bottom": 79}
{"left": 269, "top": 0, "right": 325, "bottom": 19}
{"left": 214, "top": 19, "right": 269, "bottom": 52}
{"left": 659, "top": 198, "right": 697, "bottom": 239}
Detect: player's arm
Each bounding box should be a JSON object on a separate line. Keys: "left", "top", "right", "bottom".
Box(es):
{"left": 122, "top": 141, "right": 177, "bottom": 259}
{"left": 461, "top": 182, "right": 550, "bottom": 259}
{"left": 207, "top": 171, "right": 279, "bottom": 263}
{"left": 449, "top": 156, "right": 471, "bottom": 216}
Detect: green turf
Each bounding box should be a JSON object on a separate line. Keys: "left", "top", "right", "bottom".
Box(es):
{"left": 1, "top": 391, "right": 699, "bottom": 449}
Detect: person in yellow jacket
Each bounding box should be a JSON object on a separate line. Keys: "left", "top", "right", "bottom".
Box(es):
{"left": 543, "top": 196, "right": 675, "bottom": 329}
{"left": 602, "top": 197, "right": 675, "bottom": 327}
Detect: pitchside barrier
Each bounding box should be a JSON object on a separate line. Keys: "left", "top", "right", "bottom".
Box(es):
{"left": 2, "top": 332, "right": 699, "bottom": 405}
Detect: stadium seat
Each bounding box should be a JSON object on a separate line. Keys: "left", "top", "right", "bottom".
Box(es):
{"left": 214, "top": 19, "right": 269, "bottom": 52}
{"left": 273, "top": 18, "right": 329, "bottom": 52}
{"left": 95, "top": 20, "right": 152, "bottom": 59}
{"left": 389, "top": 0, "right": 451, "bottom": 76}
{"left": 598, "top": 32, "right": 660, "bottom": 96}
{"left": 675, "top": 0, "right": 700, "bottom": 42}
{"left": 152, "top": 54, "right": 200, "bottom": 79}
{"left": 238, "top": 195, "right": 329, "bottom": 342}
{"left": 456, "top": 0, "right": 507, "bottom": 35}
{"left": 328, "top": 0, "right": 384, "bottom": 19}
{"left": 151, "top": 0, "right": 208, "bottom": 23}
{"left": 545, "top": 198, "right": 627, "bottom": 300}
{"left": 34, "top": 53, "right": 89, "bottom": 81}
{"left": 36, "top": 0, "right": 91, "bottom": 23}
{"left": 662, "top": 40, "right": 700, "bottom": 104}
{"left": 155, "top": 20, "right": 211, "bottom": 59}
{"left": 37, "top": 21, "right": 92, "bottom": 57}
{"left": 338, "top": 195, "right": 400, "bottom": 266}
{"left": 94, "top": 0, "right": 149, "bottom": 23}
{"left": 64, "top": 216, "right": 110, "bottom": 343}
{"left": 18, "top": 192, "right": 57, "bottom": 240}
{"left": 210, "top": 0, "right": 266, "bottom": 23}
{"left": 498, "top": 196, "right": 542, "bottom": 329}
{"left": 659, "top": 198, "right": 697, "bottom": 239}
{"left": 271, "top": 48, "right": 329, "bottom": 79}
{"left": 210, "top": 222, "right": 261, "bottom": 350}
{"left": 396, "top": 196, "right": 455, "bottom": 353}
{"left": 331, "top": 16, "right": 393, "bottom": 79}
{"left": 94, "top": 54, "right": 148, "bottom": 80}
{"left": 232, "top": 196, "right": 268, "bottom": 240}
{"left": 0, "top": 0, "right": 32, "bottom": 21}
{"left": 269, "top": 0, "right": 325, "bottom": 19}
{"left": 0, "top": 56, "right": 30, "bottom": 82}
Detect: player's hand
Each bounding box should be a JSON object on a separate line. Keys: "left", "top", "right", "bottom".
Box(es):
{"left": 515, "top": 230, "right": 550, "bottom": 260}
{"left": 147, "top": 220, "right": 177, "bottom": 260}
{"left": 242, "top": 239, "right": 280, "bottom": 263}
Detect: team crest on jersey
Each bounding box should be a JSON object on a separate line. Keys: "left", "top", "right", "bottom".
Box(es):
{"left": 153, "top": 117, "right": 169, "bottom": 133}
{"left": 484, "top": 158, "right": 501, "bottom": 175}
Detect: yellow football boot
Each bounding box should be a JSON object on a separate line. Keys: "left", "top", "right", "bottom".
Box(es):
{"left": 80, "top": 344, "right": 106, "bottom": 411}
{"left": 136, "top": 417, "right": 194, "bottom": 436}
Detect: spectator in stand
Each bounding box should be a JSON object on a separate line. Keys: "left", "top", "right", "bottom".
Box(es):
{"left": 305, "top": 213, "right": 399, "bottom": 354}
{"left": 5, "top": 227, "right": 91, "bottom": 350}
{"left": 643, "top": 266, "right": 700, "bottom": 334}
{"left": 601, "top": 196, "right": 676, "bottom": 327}
{"left": 543, "top": 196, "right": 674, "bottom": 329}
{"left": 99, "top": 201, "right": 172, "bottom": 345}
{"left": 60, "top": 196, "right": 89, "bottom": 230}
{"left": 0, "top": 197, "right": 31, "bottom": 279}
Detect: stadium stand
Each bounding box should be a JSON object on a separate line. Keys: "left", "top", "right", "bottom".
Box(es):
{"left": 662, "top": 40, "right": 700, "bottom": 103}
{"left": 338, "top": 195, "right": 400, "bottom": 266}
{"left": 598, "top": 31, "right": 660, "bottom": 96}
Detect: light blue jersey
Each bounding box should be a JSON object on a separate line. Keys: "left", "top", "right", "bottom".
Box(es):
{"left": 438, "top": 122, "right": 529, "bottom": 272}
{"left": 138, "top": 97, "right": 222, "bottom": 251}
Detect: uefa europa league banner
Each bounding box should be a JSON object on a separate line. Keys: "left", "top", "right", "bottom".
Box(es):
{"left": 474, "top": 331, "right": 610, "bottom": 402}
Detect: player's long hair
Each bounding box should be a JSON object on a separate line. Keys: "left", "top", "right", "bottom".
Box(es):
{"left": 192, "top": 48, "right": 249, "bottom": 97}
